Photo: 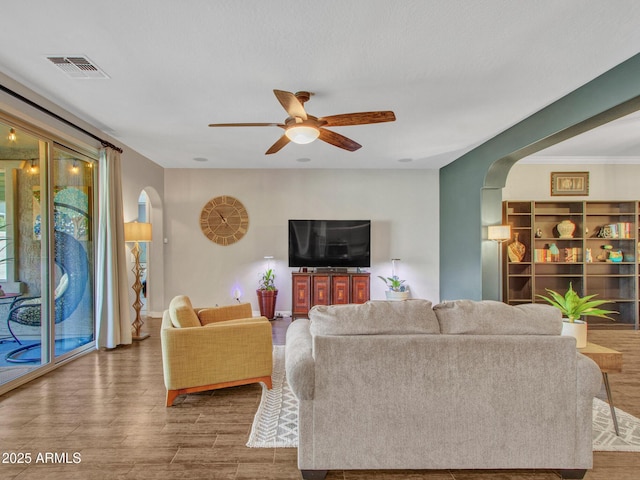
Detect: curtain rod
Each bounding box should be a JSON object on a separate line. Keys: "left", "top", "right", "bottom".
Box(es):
{"left": 0, "top": 83, "right": 123, "bottom": 154}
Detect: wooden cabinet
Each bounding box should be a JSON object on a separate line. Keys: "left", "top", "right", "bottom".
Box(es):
{"left": 292, "top": 272, "right": 370, "bottom": 319}
{"left": 502, "top": 201, "right": 638, "bottom": 329}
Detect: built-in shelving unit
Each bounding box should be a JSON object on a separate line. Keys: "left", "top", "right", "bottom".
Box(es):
{"left": 502, "top": 201, "right": 639, "bottom": 329}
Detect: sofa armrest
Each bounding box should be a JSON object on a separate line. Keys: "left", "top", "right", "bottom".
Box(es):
{"left": 285, "top": 319, "right": 315, "bottom": 400}
{"left": 196, "top": 302, "right": 253, "bottom": 325}
{"left": 576, "top": 353, "right": 602, "bottom": 398}
{"left": 161, "top": 318, "right": 272, "bottom": 390}
{"left": 203, "top": 317, "right": 268, "bottom": 327}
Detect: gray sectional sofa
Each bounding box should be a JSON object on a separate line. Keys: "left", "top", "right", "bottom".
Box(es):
{"left": 285, "top": 299, "right": 602, "bottom": 480}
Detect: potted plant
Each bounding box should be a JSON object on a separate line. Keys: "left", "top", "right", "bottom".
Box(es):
{"left": 256, "top": 267, "right": 278, "bottom": 319}
{"left": 378, "top": 275, "right": 410, "bottom": 301}
{"left": 536, "top": 282, "right": 617, "bottom": 348}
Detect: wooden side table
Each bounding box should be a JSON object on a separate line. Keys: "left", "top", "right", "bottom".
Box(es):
{"left": 578, "top": 342, "right": 623, "bottom": 436}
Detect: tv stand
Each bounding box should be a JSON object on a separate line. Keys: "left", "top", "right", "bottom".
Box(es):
{"left": 292, "top": 271, "right": 370, "bottom": 319}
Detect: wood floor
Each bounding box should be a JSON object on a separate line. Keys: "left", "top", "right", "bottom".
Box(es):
{"left": 0, "top": 317, "right": 639, "bottom": 479}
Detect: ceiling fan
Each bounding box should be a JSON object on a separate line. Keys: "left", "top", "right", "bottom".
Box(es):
{"left": 208, "top": 89, "right": 396, "bottom": 154}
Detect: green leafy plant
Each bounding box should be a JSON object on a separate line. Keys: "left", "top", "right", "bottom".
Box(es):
{"left": 377, "top": 275, "right": 407, "bottom": 292}
{"left": 258, "top": 268, "right": 276, "bottom": 291}
{"left": 536, "top": 282, "right": 617, "bottom": 323}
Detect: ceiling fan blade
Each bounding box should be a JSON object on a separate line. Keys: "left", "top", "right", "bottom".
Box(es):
{"left": 318, "top": 111, "right": 396, "bottom": 127}
{"left": 318, "top": 128, "right": 362, "bottom": 152}
{"left": 208, "top": 122, "right": 284, "bottom": 127}
{"left": 265, "top": 134, "right": 291, "bottom": 155}
{"left": 273, "top": 90, "right": 307, "bottom": 120}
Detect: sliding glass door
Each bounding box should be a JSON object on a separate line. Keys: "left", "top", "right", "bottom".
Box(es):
{"left": 51, "top": 146, "right": 94, "bottom": 360}
{"left": 0, "top": 120, "right": 96, "bottom": 386}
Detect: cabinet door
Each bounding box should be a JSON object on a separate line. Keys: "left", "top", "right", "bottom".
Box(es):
{"left": 292, "top": 274, "right": 311, "bottom": 316}
{"left": 332, "top": 275, "right": 350, "bottom": 304}
{"left": 351, "top": 274, "right": 370, "bottom": 304}
{"left": 313, "top": 275, "right": 330, "bottom": 306}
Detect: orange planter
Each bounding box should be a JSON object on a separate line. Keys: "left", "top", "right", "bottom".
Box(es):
{"left": 256, "top": 289, "right": 278, "bottom": 320}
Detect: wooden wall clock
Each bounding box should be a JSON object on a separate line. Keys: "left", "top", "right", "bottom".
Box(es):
{"left": 200, "top": 195, "right": 249, "bottom": 246}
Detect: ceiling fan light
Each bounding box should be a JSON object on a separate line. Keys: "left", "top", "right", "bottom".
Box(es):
{"left": 285, "top": 125, "right": 319, "bottom": 144}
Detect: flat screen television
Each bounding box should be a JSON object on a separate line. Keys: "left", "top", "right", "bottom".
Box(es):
{"left": 288, "top": 219, "right": 371, "bottom": 268}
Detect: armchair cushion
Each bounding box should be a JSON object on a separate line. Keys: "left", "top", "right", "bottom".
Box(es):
{"left": 433, "top": 300, "right": 562, "bottom": 335}
{"left": 169, "top": 295, "right": 200, "bottom": 328}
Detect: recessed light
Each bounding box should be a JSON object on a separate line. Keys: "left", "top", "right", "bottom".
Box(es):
{"left": 296, "top": 157, "right": 311, "bottom": 163}
{"left": 398, "top": 158, "right": 413, "bottom": 163}
{"left": 193, "top": 157, "right": 209, "bottom": 162}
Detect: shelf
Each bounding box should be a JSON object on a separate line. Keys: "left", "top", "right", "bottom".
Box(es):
{"left": 503, "top": 200, "right": 639, "bottom": 328}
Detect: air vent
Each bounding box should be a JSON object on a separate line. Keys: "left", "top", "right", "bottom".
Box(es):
{"left": 46, "top": 55, "right": 109, "bottom": 79}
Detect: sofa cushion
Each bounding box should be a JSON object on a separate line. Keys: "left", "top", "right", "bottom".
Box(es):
{"left": 309, "top": 299, "right": 440, "bottom": 336}
{"left": 169, "top": 295, "right": 201, "bottom": 328}
{"left": 433, "top": 300, "right": 562, "bottom": 335}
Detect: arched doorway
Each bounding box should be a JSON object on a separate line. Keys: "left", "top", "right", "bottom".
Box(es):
{"left": 440, "top": 53, "right": 640, "bottom": 302}
{"left": 135, "top": 187, "right": 163, "bottom": 318}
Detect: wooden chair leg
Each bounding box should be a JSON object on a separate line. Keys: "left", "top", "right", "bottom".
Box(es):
{"left": 166, "top": 375, "right": 272, "bottom": 406}
{"left": 166, "top": 390, "right": 179, "bottom": 407}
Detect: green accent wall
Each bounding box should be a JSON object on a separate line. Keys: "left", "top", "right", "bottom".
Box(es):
{"left": 440, "top": 53, "right": 640, "bottom": 302}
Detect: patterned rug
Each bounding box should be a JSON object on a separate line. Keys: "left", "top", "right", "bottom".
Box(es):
{"left": 247, "top": 345, "right": 640, "bottom": 452}
{"left": 247, "top": 345, "right": 298, "bottom": 447}
{"left": 593, "top": 397, "right": 640, "bottom": 451}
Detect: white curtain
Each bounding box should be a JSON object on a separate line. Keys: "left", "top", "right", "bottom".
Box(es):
{"left": 95, "top": 147, "right": 132, "bottom": 348}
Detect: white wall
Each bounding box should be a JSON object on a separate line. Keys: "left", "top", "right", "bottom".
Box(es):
{"left": 120, "top": 150, "right": 165, "bottom": 317}
{"left": 0, "top": 71, "right": 166, "bottom": 319}
{"left": 163, "top": 168, "right": 439, "bottom": 312}
{"left": 503, "top": 161, "right": 640, "bottom": 200}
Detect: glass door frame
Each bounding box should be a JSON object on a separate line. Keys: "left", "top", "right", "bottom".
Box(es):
{"left": 0, "top": 111, "right": 98, "bottom": 393}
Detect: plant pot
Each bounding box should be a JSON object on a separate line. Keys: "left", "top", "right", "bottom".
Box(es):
{"left": 256, "top": 289, "right": 278, "bottom": 320}
{"left": 561, "top": 319, "right": 587, "bottom": 348}
{"left": 385, "top": 290, "right": 410, "bottom": 301}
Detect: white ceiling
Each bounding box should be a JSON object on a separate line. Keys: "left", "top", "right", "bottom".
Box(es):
{"left": 1, "top": 1, "right": 640, "bottom": 169}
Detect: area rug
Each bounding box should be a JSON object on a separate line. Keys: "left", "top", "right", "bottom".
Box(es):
{"left": 247, "top": 345, "right": 298, "bottom": 447}
{"left": 248, "top": 345, "right": 640, "bottom": 452}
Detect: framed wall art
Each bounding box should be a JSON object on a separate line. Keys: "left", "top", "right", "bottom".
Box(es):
{"left": 550, "top": 171, "right": 589, "bottom": 196}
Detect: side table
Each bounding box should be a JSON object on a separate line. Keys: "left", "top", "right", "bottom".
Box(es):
{"left": 578, "top": 342, "right": 623, "bottom": 436}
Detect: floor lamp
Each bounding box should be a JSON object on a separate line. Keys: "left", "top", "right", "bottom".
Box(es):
{"left": 488, "top": 225, "right": 511, "bottom": 302}
{"left": 124, "top": 221, "right": 152, "bottom": 341}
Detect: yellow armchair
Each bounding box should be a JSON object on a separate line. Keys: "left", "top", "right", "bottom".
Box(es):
{"left": 161, "top": 295, "right": 273, "bottom": 406}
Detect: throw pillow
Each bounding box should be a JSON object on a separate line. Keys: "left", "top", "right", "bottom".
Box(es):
{"left": 309, "top": 299, "right": 440, "bottom": 336}
{"left": 169, "top": 295, "right": 201, "bottom": 328}
{"left": 433, "top": 299, "right": 562, "bottom": 335}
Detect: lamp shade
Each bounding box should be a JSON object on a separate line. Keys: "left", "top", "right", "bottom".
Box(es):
{"left": 124, "top": 222, "right": 152, "bottom": 242}
{"left": 285, "top": 125, "right": 320, "bottom": 144}
{"left": 488, "top": 225, "right": 511, "bottom": 241}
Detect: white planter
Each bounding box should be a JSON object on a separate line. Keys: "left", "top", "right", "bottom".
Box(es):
{"left": 385, "top": 291, "right": 410, "bottom": 301}
{"left": 561, "top": 319, "right": 587, "bottom": 348}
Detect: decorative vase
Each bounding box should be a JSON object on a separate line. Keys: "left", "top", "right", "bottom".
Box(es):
{"left": 557, "top": 220, "right": 576, "bottom": 239}
{"left": 561, "top": 320, "right": 587, "bottom": 348}
{"left": 549, "top": 243, "right": 560, "bottom": 262}
{"left": 256, "top": 289, "right": 278, "bottom": 320}
{"left": 385, "top": 290, "right": 410, "bottom": 301}
{"left": 507, "top": 233, "right": 525, "bottom": 262}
